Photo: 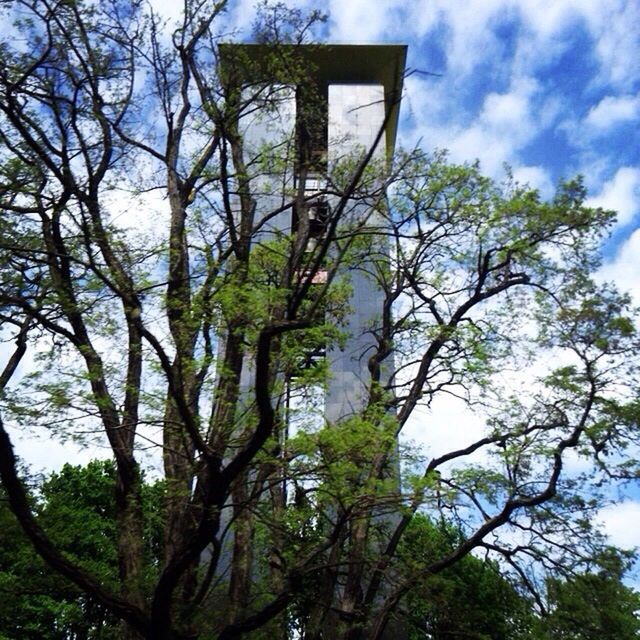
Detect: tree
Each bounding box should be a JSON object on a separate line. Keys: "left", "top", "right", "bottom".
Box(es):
{"left": 400, "top": 515, "right": 535, "bottom": 640}
{"left": 0, "top": 1, "right": 639, "bottom": 639}
{"left": 537, "top": 550, "right": 640, "bottom": 640}
{"left": 4, "top": 470, "right": 637, "bottom": 640}
{"left": 0, "top": 461, "right": 163, "bottom": 639}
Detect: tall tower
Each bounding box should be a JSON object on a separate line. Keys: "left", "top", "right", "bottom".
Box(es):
{"left": 222, "top": 43, "right": 407, "bottom": 420}
{"left": 219, "top": 44, "right": 407, "bottom": 637}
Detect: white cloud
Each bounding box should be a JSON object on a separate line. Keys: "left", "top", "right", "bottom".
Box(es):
{"left": 325, "top": 0, "right": 507, "bottom": 61}
{"left": 585, "top": 94, "right": 640, "bottom": 130}
{"left": 402, "top": 395, "right": 487, "bottom": 463}
{"left": 443, "top": 77, "right": 540, "bottom": 175}
{"left": 598, "top": 227, "right": 640, "bottom": 303}
{"left": 394, "top": 0, "right": 639, "bottom": 206}
{"left": 517, "top": 0, "right": 640, "bottom": 88}
{"left": 513, "top": 165, "right": 554, "bottom": 198}
{"left": 597, "top": 501, "right": 640, "bottom": 549}
{"left": 104, "top": 187, "right": 170, "bottom": 232}
{"left": 11, "top": 430, "right": 108, "bottom": 474}
{"left": 446, "top": 126, "right": 511, "bottom": 175}
{"left": 147, "top": 0, "right": 186, "bottom": 24}
{"left": 482, "top": 87, "right": 532, "bottom": 133}
{"left": 586, "top": 167, "right": 640, "bottom": 228}
{"left": 403, "top": 78, "right": 552, "bottom": 182}
{"left": 327, "top": 0, "right": 400, "bottom": 42}
{"left": 588, "top": 0, "right": 640, "bottom": 88}
{"left": 422, "top": 2, "right": 511, "bottom": 79}
{"left": 518, "top": 0, "right": 580, "bottom": 37}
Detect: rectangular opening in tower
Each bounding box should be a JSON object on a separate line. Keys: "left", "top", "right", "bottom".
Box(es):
{"left": 295, "top": 81, "right": 328, "bottom": 173}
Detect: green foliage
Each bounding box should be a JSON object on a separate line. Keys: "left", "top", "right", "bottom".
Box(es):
{"left": 0, "top": 461, "right": 163, "bottom": 640}
{"left": 0, "top": 2, "right": 639, "bottom": 637}
{"left": 537, "top": 552, "right": 640, "bottom": 640}
{"left": 400, "top": 515, "right": 534, "bottom": 640}
{"left": 400, "top": 519, "right": 640, "bottom": 640}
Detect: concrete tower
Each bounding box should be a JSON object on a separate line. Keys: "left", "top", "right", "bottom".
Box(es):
{"left": 223, "top": 43, "right": 407, "bottom": 421}
{"left": 219, "top": 44, "right": 407, "bottom": 637}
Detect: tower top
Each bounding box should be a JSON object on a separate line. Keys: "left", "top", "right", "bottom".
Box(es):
{"left": 219, "top": 44, "right": 407, "bottom": 155}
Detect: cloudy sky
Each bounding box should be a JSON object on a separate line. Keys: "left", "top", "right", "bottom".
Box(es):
{"left": 11, "top": 0, "right": 640, "bottom": 559}
{"left": 210, "top": 0, "right": 640, "bottom": 283}
{"left": 198, "top": 0, "right": 640, "bottom": 552}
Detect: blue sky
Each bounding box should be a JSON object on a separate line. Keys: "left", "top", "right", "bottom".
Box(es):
{"left": 5, "top": 0, "right": 637, "bottom": 557}
{"left": 185, "top": 0, "right": 640, "bottom": 279}
{"left": 194, "top": 0, "right": 640, "bottom": 553}
{"left": 143, "top": 0, "right": 640, "bottom": 286}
